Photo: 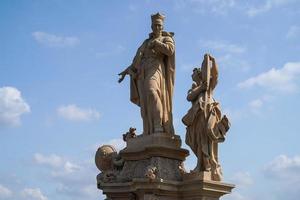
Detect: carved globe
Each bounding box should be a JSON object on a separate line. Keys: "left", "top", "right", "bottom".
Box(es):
{"left": 95, "top": 145, "right": 117, "bottom": 172}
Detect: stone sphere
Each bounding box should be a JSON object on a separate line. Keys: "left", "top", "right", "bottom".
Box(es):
{"left": 95, "top": 145, "right": 117, "bottom": 172}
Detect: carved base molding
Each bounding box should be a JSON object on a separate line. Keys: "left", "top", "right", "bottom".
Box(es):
{"left": 99, "top": 177, "right": 234, "bottom": 200}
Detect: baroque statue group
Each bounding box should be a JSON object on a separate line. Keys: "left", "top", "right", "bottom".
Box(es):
{"left": 95, "top": 13, "right": 234, "bottom": 200}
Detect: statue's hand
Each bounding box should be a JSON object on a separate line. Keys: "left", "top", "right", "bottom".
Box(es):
{"left": 118, "top": 70, "right": 127, "bottom": 83}
{"left": 208, "top": 54, "right": 215, "bottom": 62}
{"left": 149, "top": 39, "right": 160, "bottom": 49}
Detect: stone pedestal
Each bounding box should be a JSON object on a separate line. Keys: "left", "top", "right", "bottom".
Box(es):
{"left": 100, "top": 177, "right": 234, "bottom": 200}
{"left": 96, "top": 133, "right": 234, "bottom": 200}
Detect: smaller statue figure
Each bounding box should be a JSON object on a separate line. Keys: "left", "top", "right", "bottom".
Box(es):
{"left": 123, "top": 127, "right": 137, "bottom": 141}
{"left": 182, "top": 54, "right": 230, "bottom": 181}
{"left": 145, "top": 165, "right": 158, "bottom": 182}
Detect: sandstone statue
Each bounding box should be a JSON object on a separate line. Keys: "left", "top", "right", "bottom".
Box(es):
{"left": 96, "top": 14, "right": 235, "bottom": 199}
{"left": 182, "top": 54, "right": 230, "bottom": 181}
{"left": 118, "top": 13, "right": 175, "bottom": 135}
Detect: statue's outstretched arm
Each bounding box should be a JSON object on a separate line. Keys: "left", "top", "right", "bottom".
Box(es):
{"left": 118, "top": 41, "right": 146, "bottom": 83}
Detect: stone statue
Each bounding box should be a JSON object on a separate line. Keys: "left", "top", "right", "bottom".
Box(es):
{"left": 97, "top": 15, "right": 235, "bottom": 199}
{"left": 118, "top": 13, "right": 175, "bottom": 135}
{"left": 182, "top": 54, "right": 230, "bottom": 181}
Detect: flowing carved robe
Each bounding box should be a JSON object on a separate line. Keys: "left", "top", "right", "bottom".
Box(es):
{"left": 128, "top": 31, "right": 175, "bottom": 135}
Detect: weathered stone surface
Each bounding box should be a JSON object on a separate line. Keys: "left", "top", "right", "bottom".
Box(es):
{"left": 119, "top": 157, "right": 183, "bottom": 182}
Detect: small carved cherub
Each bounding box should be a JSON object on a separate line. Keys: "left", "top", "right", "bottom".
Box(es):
{"left": 122, "top": 127, "right": 137, "bottom": 141}
{"left": 145, "top": 166, "right": 158, "bottom": 182}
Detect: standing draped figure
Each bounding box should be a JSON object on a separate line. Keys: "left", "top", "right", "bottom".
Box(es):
{"left": 118, "top": 13, "right": 175, "bottom": 135}
{"left": 182, "top": 54, "right": 230, "bottom": 181}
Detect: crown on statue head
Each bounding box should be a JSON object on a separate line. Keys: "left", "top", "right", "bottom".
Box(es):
{"left": 151, "top": 12, "right": 165, "bottom": 24}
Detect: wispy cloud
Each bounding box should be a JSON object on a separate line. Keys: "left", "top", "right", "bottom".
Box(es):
{"left": 34, "top": 153, "right": 64, "bottom": 168}
{"left": 21, "top": 188, "right": 48, "bottom": 200}
{"left": 32, "top": 31, "right": 80, "bottom": 47}
{"left": 0, "top": 86, "right": 30, "bottom": 127}
{"left": 33, "top": 153, "right": 80, "bottom": 176}
{"left": 199, "top": 40, "right": 246, "bottom": 54}
{"left": 174, "top": 0, "right": 237, "bottom": 15}
{"left": 231, "top": 172, "right": 253, "bottom": 188}
{"left": 33, "top": 152, "right": 101, "bottom": 200}
{"left": 262, "top": 154, "right": 300, "bottom": 200}
{"left": 264, "top": 154, "right": 300, "bottom": 182}
{"left": 197, "top": 40, "right": 249, "bottom": 71}
{"left": 247, "top": 0, "right": 297, "bottom": 17}
{"left": 249, "top": 99, "right": 263, "bottom": 109}
{"left": 223, "top": 191, "right": 251, "bottom": 200}
{"left": 0, "top": 184, "right": 12, "bottom": 198}
{"left": 286, "top": 25, "right": 300, "bottom": 39}
{"left": 57, "top": 104, "right": 100, "bottom": 122}
{"left": 238, "top": 62, "right": 300, "bottom": 93}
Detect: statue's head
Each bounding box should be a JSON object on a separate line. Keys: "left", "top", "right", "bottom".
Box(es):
{"left": 192, "top": 68, "right": 202, "bottom": 83}
{"left": 151, "top": 12, "right": 165, "bottom": 36}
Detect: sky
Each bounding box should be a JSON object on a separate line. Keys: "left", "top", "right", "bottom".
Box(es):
{"left": 0, "top": 0, "right": 300, "bottom": 200}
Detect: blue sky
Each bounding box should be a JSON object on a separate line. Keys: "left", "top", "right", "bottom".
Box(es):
{"left": 1, "top": 0, "right": 300, "bottom": 200}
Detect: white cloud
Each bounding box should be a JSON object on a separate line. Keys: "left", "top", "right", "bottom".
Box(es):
{"left": 34, "top": 153, "right": 63, "bottom": 168}
{"left": 0, "top": 86, "right": 30, "bottom": 127}
{"left": 264, "top": 154, "right": 300, "bottom": 182}
{"left": 249, "top": 99, "right": 263, "bottom": 109}
{"left": 262, "top": 155, "right": 300, "bottom": 200}
{"left": 0, "top": 184, "right": 12, "bottom": 198}
{"left": 286, "top": 25, "right": 300, "bottom": 39}
{"left": 63, "top": 161, "right": 81, "bottom": 174}
{"left": 231, "top": 172, "right": 253, "bottom": 188}
{"left": 51, "top": 161, "right": 81, "bottom": 177}
{"left": 21, "top": 188, "right": 48, "bottom": 200}
{"left": 56, "top": 183, "right": 100, "bottom": 200}
{"left": 247, "top": 0, "right": 297, "bottom": 17}
{"left": 33, "top": 153, "right": 80, "bottom": 177}
{"left": 223, "top": 191, "right": 250, "bottom": 200}
{"left": 57, "top": 104, "right": 100, "bottom": 122}
{"left": 177, "top": 0, "right": 237, "bottom": 15}
{"left": 238, "top": 62, "right": 300, "bottom": 93}
{"left": 218, "top": 54, "right": 250, "bottom": 71}
{"left": 32, "top": 31, "right": 79, "bottom": 47}
{"left": 199, "top": 40, "right": 246, "bottom": 54}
